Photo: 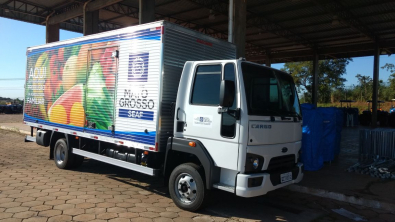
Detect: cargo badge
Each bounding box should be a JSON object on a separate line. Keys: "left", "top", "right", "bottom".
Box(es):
{"left": 128, "top": 53, "right": 149, "bottom": 82}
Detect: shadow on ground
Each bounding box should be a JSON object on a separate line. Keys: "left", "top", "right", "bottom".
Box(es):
{"left": 73, "top": 158, "right": 322, "bottom": 222}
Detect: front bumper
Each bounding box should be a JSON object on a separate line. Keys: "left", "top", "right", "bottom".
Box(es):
{"left": 235, "top": 163, "right": 304, "bottom": 198}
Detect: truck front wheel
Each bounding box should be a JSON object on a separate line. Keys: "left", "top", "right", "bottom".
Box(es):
{"left": 169, "top": 163, "right": 206, "bottom": 211}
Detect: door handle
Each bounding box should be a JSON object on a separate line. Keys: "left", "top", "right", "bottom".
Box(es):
{"left": 176, "top": 108, "right": 180, "bottom": 120}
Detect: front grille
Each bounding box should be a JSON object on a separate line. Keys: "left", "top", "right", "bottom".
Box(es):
{"left": 267, "top": 154, "right": 295, "bottom": 171}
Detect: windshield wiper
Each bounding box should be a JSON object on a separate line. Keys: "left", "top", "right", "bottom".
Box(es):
{"left": 264, "top": 109, "right": 282, "bottom": 116}
{"left": 285, "top": 111, "right": 302, "bottom": 119}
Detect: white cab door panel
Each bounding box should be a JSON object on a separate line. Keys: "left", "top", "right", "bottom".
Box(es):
{"left": 174, "top": 61, "right": 240, "bottom": 170}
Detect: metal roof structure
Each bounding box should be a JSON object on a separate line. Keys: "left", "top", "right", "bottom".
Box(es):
{"left": 1, "top": 0, "right": 395, "bottom": 63}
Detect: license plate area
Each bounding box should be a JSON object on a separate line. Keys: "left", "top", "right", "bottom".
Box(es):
{"left": 280, "top": 172, "right": 292, "bottom": 183}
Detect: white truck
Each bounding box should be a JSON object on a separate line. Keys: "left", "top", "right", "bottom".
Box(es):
{"left": 23, "top": 20, "right": 303, "bottom": 211}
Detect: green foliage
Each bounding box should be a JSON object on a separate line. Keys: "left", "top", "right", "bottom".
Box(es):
{"left": 382, "top": 63, "right": 395, "bottom": 100}
{"left": 322, "top": 63, "right": 395, "bottom": 103}
{"left": 355, "top": 74, "right": 372, "bottom": 101}
{"left": 281, "top": 58, "right": 351, "bottom": 103}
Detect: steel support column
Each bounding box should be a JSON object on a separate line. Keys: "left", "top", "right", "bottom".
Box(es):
{"left": 84, "top": 10, "right": 99, "bottom": 35}
{"left": 228, "top": 0, "right": 233, "bottom": 43}
{"left": 371, "top": 43, "right": 380, "bottom": 127}
{"left": 265, "top": 59, "right": 271, "bottom": 67}
{"left": 265, "top": 49, "right": 271, "bottom": 67}
{"left": 46, "top": 23, "right": 59, "bottom": 43}
{"left": 139, "top": 0, "right": 155, "bottom": 24}
{"left": 234, "top": 0, "right": 246, "bottom": 58}
{"left": 312, "top": 52, "right": 319, "bottom": 106}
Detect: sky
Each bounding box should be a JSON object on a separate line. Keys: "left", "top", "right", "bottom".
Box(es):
{"left": 0, "top": 17, "right": 394, "bottom": 99}
{"left": 0, "top": 18, "right": 82, "bottom": 99}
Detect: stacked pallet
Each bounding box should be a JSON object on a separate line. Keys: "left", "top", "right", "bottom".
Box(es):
{"left": 359, "top": 129, "right": 395, "bottom": 161}
{"left": 347, "top": 160, "right": 395, "bottom": 179}
{"left": 347, "top": 129, "right": 395, "bottom": 179}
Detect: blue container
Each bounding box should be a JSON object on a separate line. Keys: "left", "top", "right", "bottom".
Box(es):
{"left": 335, "top": 108, "right": 344, "bottom": 155}
{"left": 317, "top": 107, "right": 337, "bottom": 162}
{"left": 301, "top": 104, "right": 324, "bottom": 171}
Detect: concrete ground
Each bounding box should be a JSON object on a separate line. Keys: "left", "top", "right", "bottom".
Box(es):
{"left": 0, "top": 114, "right": 29, "bottom": 134}
{"left": 0, "top": 114, "right": 395, "bottom": 221}
{"left": 299, "top": 127, "right": 395, "bottom": 207}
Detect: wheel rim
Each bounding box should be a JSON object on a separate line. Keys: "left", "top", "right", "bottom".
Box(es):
{"left": 174, "top": 173, "right": 197, "bottom": 204}
{"left": 55, "top": 143, "right": 66, "bottom": 165}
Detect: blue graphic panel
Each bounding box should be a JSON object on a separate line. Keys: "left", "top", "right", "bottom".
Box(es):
{"left": 119, "top": 109, "right": 154, "bottom": 121}
{"left": 128, "top": 53, "right": 149, "bottom": 82}
{"left": 24, "top": 114, "right": 155, "bottom": 145}
{"left": 27, "top": 28, "right": 161, "bottom": 58}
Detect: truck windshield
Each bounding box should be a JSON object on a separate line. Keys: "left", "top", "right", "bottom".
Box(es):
{"left": 241, "top": 62, "right": 301, "bottom": 118}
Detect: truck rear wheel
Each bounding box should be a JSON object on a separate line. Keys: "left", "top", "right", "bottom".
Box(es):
{"left": 54, "top": 138, "right": 74, "bottom": 169}
{"left": 169, "top": 163, "right": 206, "bottom": 211}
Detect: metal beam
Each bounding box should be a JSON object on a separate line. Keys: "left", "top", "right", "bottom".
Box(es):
{"left": 248, "top": 50, "right": 386, "bottom": 64}
{"left": 312, "top": 52, "right": 319, "bottom": 106}
{"left": 312, "top": 0, "right": 376, "bottom": 42}
{"left": 265, "top": 49, "right": 271, "bottom": 67}
{"left": 371, "top": 42, "right": 380, "bottom": 127}
{"left": 46, "top": 23, "right": 59, "bottom": 43}
{"left": 156, "top": 6, "right": 202, "bottom": 20}
{"left": 273, "top": 0, "right": 395, "bottom": 24}
{"left": 186, "top": 0, "right": 316, "bottom": 49}
{"left": 101, "top": 3, "right": 139, "bottom": 22}
{"left": 246, "top": 18, "right": 395, "bottom": 46}
{"left": 47, "top": 0, "right": 122, "bottom": 25}
{"left": 83, "top": 9, "right": 99, "bottom": 35}
{"left": 139, "top": 0, "right": 155, "bottom": 24}
{"left": 233, "top": 0, "right": 246, "bottom": 58}
{"left": 249, "top": 40, "right": 395, "bottom": 60}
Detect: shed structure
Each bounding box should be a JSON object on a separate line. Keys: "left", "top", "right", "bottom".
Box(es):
{"left": 1, "top": 0, "right": 394, "bottom": 126}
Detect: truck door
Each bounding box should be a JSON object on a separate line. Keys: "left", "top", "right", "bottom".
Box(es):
{"left": 85, "top": 45, "right": 119, "bottom": 133}
{"left": 175, "top": 62, "right": 240, "bottom": 170}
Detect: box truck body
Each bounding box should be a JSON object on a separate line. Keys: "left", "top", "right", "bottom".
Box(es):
{"left": 24, "top": 21, "right": 303, "bottom": 211}
{"left": 24, "top": 21, "right": 235, "bottom": 152}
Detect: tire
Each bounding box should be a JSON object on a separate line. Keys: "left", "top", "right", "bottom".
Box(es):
{"left": 72, "top": 155, "right": 84, "bottom": 168}
{"left": 169, "top": 163, "right": 206, "bottom": 211}
{"left": 53, "top": 138, "right": 74, "bottom": 169}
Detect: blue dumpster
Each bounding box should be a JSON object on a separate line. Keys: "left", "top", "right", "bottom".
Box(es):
{"left": 301, "top": 104, "right": 324, "bottom": 171}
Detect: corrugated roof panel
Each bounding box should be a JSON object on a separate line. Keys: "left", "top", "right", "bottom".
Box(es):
{"left": 271, "top": 6, "right": 328, "bottom": 24}
{"left": 367, "top": 22, "right": 395, "bottom": 31}
{"left": 29, "top": 0, "right": 67, "bottom": 8}
{"left": 158, "top": 0, "right": 202, "bottom": 19}
{"left": 249, "top": 0, "right": 311, "bottom": 14}
{"left": 1, "top": 0, "right": 394, "bottom": 61}
{"left": 302, "top": 28, "right": 358, "bottom": 40}
{"left": 319, "top": 39, "right": 372, "bottom": 48}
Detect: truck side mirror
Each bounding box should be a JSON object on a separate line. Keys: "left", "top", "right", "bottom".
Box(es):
{"left": 219, "top": 80, "right": 235, "bottom": 107}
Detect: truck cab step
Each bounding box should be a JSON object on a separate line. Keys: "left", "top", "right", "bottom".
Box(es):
{"left": 213, "top": 183, "right": 235, "bottom": 193}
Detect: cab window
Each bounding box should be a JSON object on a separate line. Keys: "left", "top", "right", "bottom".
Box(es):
{"left": 191, "top": 65, "right": 222, "bottom": 105}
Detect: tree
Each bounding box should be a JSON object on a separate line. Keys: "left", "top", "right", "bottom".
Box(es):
{"left": 281, "top": 58, "right": 351, "bottom": 103}
{"left": 382, "top": 63, "right": 395, "bottom": 100}
{"left": 355, "top": 74, "right": 372, "bottom": 101}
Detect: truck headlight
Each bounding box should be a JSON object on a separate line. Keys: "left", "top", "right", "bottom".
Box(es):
{"left": 245, "top": 153, "right": 264, "bottom": 173}
{"left": 252, "top": 158, "right": 259, "bottom": 169}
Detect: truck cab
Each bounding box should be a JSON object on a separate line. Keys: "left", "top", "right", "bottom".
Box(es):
{"left": 167, "top": 59, "right": 303, "bottom": 210}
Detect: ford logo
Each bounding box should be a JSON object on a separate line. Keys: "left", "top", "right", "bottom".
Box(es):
{"left": 282, "top": 147, "right": 288, "bottom": 153}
